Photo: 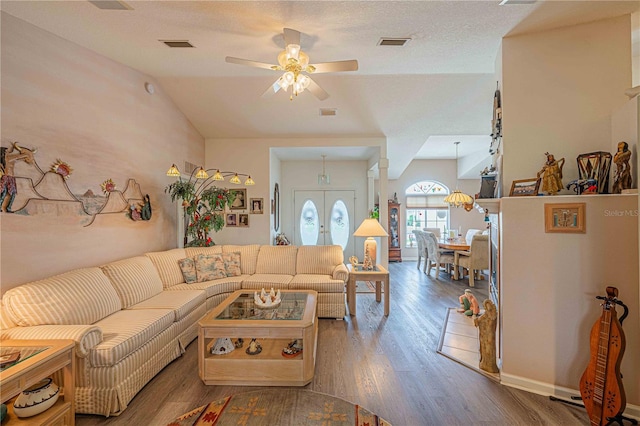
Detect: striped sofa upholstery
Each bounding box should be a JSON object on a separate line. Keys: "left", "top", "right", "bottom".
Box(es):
{"left": 0, "top": 244, "right": 347, "bottom": 417}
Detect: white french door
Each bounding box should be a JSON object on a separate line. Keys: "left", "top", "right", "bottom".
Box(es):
{"left": 293, "top": 190, "right": 355, "bottom": 257}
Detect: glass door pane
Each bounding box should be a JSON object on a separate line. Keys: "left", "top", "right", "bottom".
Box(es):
{"left": 329, "top": 200, "right": 349, "bottom": 250}
{"left": 299, "top": 200, "right": 319, "bottom": 245}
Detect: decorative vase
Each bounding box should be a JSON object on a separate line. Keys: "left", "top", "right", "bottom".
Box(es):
{"left": 13, "top": 378, "right": 60, "bottom": 418}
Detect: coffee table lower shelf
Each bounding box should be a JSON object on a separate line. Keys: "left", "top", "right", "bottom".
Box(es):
{"left": 201, "top": 338, "right": 314, "bottom": 386}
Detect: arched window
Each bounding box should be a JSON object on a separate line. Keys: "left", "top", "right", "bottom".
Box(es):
{"left": 405, "top": 181, "right": 450, "bottom": 248}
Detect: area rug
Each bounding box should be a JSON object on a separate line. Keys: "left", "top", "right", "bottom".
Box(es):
{"left": 354, "top": 280, "right": 376, "bottom": 293}
{"left": 167, "top": 389, "right": 391, "bottom": 426}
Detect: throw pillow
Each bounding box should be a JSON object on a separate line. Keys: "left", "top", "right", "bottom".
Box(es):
{"left": 222, "top": 252, "right": 242, "bottom": 277}
{"left": 195, "top": 253, "right": 227, "bottom": 282}
{"left": 177, "top": 258, "right": 197, "bottom": 284}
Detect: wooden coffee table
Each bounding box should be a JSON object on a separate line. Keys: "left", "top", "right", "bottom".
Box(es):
{"left": 198, "top": 290, "right": 318, "bottom": 386}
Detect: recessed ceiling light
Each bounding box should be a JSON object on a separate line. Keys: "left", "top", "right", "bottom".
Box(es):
{"left": 160, "top": 40, "right": 194, "bottom": 48}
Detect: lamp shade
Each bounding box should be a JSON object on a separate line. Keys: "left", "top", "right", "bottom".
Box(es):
{"left": 443, "top": 190, "right": 474, "bottom": 208}
{"left": 353, "top": 218, "right": 388, "bottom": 237}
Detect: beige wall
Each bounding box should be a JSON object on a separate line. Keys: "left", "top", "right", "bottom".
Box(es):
{"left": 502, "top": 15, "right": 632, "bottom": 194}
{"left": 387, "top": 159, "right": 486, "bottom": 260}
{"left": 500, "top": 195, "right": 639, "bottom": 406}
{"left": 204, "top": 137, "right": 385, "bottom": 247}
{"left": 0, "top": 14, "right": 204, "bottom": 291}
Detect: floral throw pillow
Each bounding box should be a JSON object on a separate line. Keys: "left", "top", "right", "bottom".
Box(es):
{"left": 195, "top": 254, "right": 227, "bottom": 282}
{"left": 178, "top": 257, "right": 197, "bottom": 284}
{"left": 222, "top": 252, "right": 242, "bottom": 277}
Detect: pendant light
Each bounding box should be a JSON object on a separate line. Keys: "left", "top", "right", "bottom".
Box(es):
{"left": 443, "top": 141, "right": 474, "bottom": 208}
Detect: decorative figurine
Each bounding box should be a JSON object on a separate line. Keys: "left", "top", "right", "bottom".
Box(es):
{"left": 246, "top": 338, "right": 262, "bottom": 355}
{"left": 537, "top": 152, "right": 565, "bottom": 195}
{"left": 282, "top": 339, "right": 303, "bottom": 358}
{"left": 457, "top": 289, "right": 480, "bottom": 317}
{"left": 349, "top": 256, "right": 359, "bottom": 268}
{"left": 612, "top": 141, "right": 632, "bottom": 194}
{"left": 474, "top": 299, "right": 499, "bottom": 373}
{"left": 210, "top": 337, "right": 235, "bottom": 355}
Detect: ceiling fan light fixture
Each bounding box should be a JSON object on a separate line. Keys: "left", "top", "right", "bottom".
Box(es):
{"left": 286, "top": 44, "right": 301, "bottom": 60}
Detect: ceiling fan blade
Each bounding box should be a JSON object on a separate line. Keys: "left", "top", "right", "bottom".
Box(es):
{"left": 225, "top": 56, "right": 277, "bottom": 71}
{"left": 283, "top": 28, "right": 301, "bottom": 47}
{"left": 307, "top": 78, "right": 329, "bottom": 101}
{"left": 261, "top": 79, "right": 283, "bottom": 98}
{"left": 309, "top": 60, "right": 359, "bottom": 74}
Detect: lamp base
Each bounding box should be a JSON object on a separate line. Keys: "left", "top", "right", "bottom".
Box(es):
{"left": 364, "top": 237, "right": 377, "bottom": 266}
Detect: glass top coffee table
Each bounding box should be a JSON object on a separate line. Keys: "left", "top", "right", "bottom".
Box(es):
{"left": 198, "top": 290, "right": 318, "bottom": 386}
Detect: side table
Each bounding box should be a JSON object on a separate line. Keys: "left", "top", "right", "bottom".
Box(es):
{"left": 1, "top": 339, "right": 75, "bottom": 425}
{"left": 347, "top": 264, "right": 390, "bottom": 316}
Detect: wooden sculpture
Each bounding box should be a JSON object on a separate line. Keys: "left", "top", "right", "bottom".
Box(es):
{"left": 474, "top": 299, "right": 499, "bottom": 373}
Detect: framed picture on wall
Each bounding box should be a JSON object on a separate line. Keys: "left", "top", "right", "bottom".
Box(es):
{"left": 229, "top": 188, "right": 247, "bottom": 210}
{"left": 509, "top": 178, "right": 541, "bottom": 197}
{"left": 238, "top": 213, "right": 249, "bottom": 227}
{"left": 250, "top": 198, "right": 263, "bottom": 214}
{"left": 544, "top": 203, "right": 586, "bottom": 233}
{"left": 226, "top": 213, "right": 237, "bottom": 227}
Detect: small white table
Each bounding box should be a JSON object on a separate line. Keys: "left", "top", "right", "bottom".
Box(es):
{"left": 347, "top": 264, "right": 390, "bottom": 316}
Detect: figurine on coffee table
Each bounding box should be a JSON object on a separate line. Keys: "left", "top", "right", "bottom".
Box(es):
{"left": 457, "top": 289, "right": 480, "bottom": 317}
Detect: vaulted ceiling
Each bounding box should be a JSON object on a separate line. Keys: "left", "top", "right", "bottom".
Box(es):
{"left": 3, "top": 1, "right": 638, "bottom": 178}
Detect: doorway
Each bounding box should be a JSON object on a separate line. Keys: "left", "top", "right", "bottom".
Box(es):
{"left": 293, "top": 190, "right": 355, "bottom": 257}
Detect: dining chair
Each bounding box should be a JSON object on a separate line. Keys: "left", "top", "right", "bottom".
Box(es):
{"left": 412, "top": 230, "right": 427, "bottom": 271}
{"left": 423, "top": 227, "right": 441, "bottom": 238}
{"left": 464, "top": 228, "right": 483, "bottom": 244}
{"left": 423, "top": 231, "right": 454, "bottom": 279}
{"left": 454, "top": 234, "right": 489, "bottom": 287}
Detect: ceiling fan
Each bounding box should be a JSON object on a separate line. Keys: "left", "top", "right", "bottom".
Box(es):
{"left": 225, "top": 28, "right": 358, "bottom": 101}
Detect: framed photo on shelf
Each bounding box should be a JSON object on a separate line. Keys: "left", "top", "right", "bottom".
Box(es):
{"left": 250, "top": 198, "right": 263, "bottom": 214}
{"left": 509, "top": 178, "right": 541, "bottom": 197}
{"left": 229, "top": 188, "right": 247, "bottom": 210}
{"left": 225, "top": 213, "right": 237, "bottom": 227}
{"left": 544, "top": 203, "right": 586, "bottom": 233}
{"left": 238, "top": 213, "right": 249, "bottom": 227}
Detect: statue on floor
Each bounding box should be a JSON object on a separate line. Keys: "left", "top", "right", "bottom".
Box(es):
{"left": 457, "top": 289, "right": 480, "bottom": 317}
{"left": 475, "top": 299, "right": 499, "bottom": 373}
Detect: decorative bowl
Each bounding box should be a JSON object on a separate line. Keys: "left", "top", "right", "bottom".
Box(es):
{"left": 254, "top": 288, "right": 281, "bottom": 309}
{"left": 13, "top": 378, "right": 60, "bottom": 418}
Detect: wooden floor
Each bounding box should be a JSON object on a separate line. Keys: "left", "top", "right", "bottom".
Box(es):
{"left": 76, "top": 262, "right": 588, "bottom": 426}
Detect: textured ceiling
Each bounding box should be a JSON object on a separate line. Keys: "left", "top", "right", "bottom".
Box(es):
{"left": 2, "top": 1, "right": 638, "bottom": 179}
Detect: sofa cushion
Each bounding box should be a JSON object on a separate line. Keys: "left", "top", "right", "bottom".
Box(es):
{"left": 289, "top": 274, "right": 346, "bottom": 293}
{"left": 185, "top": 246, "right": 223, "bottom": 258}
{"left": 194, "top": 254, "right": 227, "bottom": 281}
{"left": 255, "top": 246, "right": 298, "bottom": 275}
{"left": 167, "top": 276, "right": 244, "bottom": 298}
{"left": 127, "top": 290, "right": 205, "bottom": 322}
{"left": 222, "top": 244, "right": 260, "bottom": 275}
{"left": 100, "top": 256, "right": 164, "bottom": 308}
{"left": 145, "top": 248, "right": 187, "bottom": 289}
{"left": 89, "top": 309, "right": 174, "bottom": 367}
{"left": 222, "top": 252, "right": 241, "bottom": 277}
{"left": 2, "top": 267, "right": 122, "bottom": 327}
{"left": 178, "top": 258, "right": 197, "bottom": 284}
{"left": 296, "top": 245, "right": 344, "bottom": 275}
{"left": 241, "top": 274, "right": 293, "bottom": 290}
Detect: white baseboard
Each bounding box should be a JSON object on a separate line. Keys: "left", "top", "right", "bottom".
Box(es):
{"left": 500, "top": 373, "right": 640, "bottom": 420}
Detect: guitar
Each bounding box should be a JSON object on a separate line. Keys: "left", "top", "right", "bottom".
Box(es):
{"left": 579, "top": 287, "right": 626, "bottom": 426}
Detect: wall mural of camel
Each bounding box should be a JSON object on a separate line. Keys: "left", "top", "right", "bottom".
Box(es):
{"left": 0, "top": 141, "right": 151, "bottom": 226}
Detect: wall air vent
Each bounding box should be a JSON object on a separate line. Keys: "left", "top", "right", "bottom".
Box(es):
{"left": 161, "top": 40, "right": 194, "bottom": 48}
{"left": 319, "top": 108, "right": 337, "bottom": 117}
{"left": 498, "top": 0, "right": 536, "bottom": 4}
{"left": 377, "top": 38, "right": 411, "bottom": 47}
{"left": 88, "top": 1, "right": 132, "bottom": 10}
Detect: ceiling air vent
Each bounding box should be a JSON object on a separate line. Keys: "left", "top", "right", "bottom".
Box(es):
{"left": 377, "top": 38, "right": 411, "bottom": 47}
{"left": 88, "top": 1, "right": 132, "bottom": 10}
{"left": 319, "top": 108, "right": 337, "bottom": 117}
{"left": 160, "top": 40, "right": 194, "bottom": 48}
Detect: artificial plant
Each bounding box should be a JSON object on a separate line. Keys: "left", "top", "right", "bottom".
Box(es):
{"left": 165, "top": 180, "right": 236, "bottom": 247}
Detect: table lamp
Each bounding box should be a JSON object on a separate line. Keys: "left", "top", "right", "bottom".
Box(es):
{"left": 353, "top": 218, "right": 388, "bottom": 266}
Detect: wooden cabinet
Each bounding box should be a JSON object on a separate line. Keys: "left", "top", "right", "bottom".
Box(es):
{"left": 388, "top": 202, "right": 402, "bottom": 262}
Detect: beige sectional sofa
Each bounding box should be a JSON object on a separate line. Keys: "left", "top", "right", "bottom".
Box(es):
{"left": 0, "top": 244, "right": 347, "bottom": 417}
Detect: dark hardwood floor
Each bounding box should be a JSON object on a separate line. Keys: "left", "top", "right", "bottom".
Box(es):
{"left": 76, "top": 261, "right": 587, "bottom": 425}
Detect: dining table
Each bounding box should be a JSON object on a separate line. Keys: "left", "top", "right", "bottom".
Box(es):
{"left": 437, "top": 237, "right": 470, "bottom": 251}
